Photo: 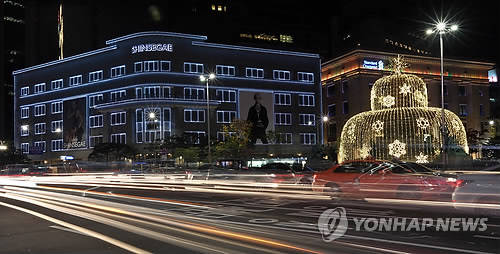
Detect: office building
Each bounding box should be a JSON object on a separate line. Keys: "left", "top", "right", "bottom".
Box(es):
{"left": 322, "top": 50, "right": 494, "bottom": 145}
{"left": 13, "top": 31, "right": 321, "bottom": 161}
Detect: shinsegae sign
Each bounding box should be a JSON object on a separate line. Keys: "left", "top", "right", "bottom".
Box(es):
{"left": 131, "top": 43, "right": 173, "bottom": 54}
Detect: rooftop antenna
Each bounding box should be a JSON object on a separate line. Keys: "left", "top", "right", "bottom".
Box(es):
{"left": 58, "top": 2, "right": 64, "bottom": 59}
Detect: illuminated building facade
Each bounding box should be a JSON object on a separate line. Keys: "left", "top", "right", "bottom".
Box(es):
{"left": 322, "top": 50, "right": 495, "bottom": 145}
{"left": 13, "top": 31, "right": 321, "bottom": 160}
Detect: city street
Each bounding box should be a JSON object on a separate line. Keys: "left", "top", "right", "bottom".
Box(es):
{"left": 1, "top": 174, "right": 499, "bottom": 254}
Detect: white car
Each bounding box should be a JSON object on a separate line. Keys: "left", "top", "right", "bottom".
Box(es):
{"left": 452, "top": 164, "right": 500, "bottom": 216}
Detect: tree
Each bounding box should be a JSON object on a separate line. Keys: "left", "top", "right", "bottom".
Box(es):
{"left": 88, "top": 143, "right": 137, "bottom": 162}
{"left": 173, "top": 147, "right": 201, "bottom": 165}
{"left": 215, "top": 120, "right": 252, "bottom": 160}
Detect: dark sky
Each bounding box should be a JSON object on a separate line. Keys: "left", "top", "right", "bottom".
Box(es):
{"left": 24, "top": 0, "right": 500, "bottom": 65}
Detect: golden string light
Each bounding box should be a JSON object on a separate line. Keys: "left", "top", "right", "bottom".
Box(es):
{"left": 338, "top": 57, "right": 468, "bottom": 163}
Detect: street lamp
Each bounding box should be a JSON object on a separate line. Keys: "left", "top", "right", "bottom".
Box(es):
{"left": 425, "top": 21, "right": 459, "bottom": 166}
{"left": 0, "top": 141, "right": 7, "bottom": 151}
{"left": 200, "top": 73, "right": 216, "bottom": 164}
{"left": 489, "top": 120, "right": 495, "bottom": 126}
{"left": 55, "top": 128, "right": 62, "bottom": 133}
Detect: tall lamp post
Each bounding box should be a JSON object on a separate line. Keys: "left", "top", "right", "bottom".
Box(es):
{"left": 309, "top": 115, "right": 329, "bottom": 145}
{"left": 426, "top": 22, "right": 458, "bottom": 167}
{"left": 200, "top": 73, "right": 216, "bottom": 164}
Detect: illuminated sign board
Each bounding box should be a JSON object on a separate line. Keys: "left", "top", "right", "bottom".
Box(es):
{"left": 488, "top": 69, "right": 497, "bottom": 83}
{"left": 363, "top": 59, "right": 384, "bottom": 70}
{"left": 131, "top": 43, "right": 173, "bottom": 54}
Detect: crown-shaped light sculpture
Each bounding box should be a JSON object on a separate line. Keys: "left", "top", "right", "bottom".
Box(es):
{"left": 338, "top": 56, "right": 468, "bottom": 163}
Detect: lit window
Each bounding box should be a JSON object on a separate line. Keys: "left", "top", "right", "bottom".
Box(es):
{"left": 20, "top": 86, "right": 29, "bottom": 97}
{"left": 20, "top": 125, "right": 29, "bottom": 136}
{"left": 275, "top": 113, "right": 292, "bottom": 125}
{"left": 110, "top": 65, "right": 126, "bottom": 77}
{"left": 34, "top": 104, "right": 46, "bottom": 116}
{"left": 299, "top": 114, "right": 315, "bottom": 126}
{"left": 216, "top": 89, "right": 236, "bottom": 102}
{"left": 134, "top": 62, "right": 143, "bottom": 73}
{"left": 69, "top": 75, "right": 83, "bottom": 86}
{"left": 184, "top": 109, "right": 205, "bottom": 123}
{"left": 51, "top": 120, "right": 63, "bottom": 133}
{"left": 216, "top": 65, "right": 235, "bottom": 76}
{"left": 184, "top": 62, "right": 203, "bottom": 73}
{"left": 21, "top": 143, "right": 29, "bottom": 154}
{"left": 143, "top": 60, "right": 159, "bottom": 72}
{"left": 300, "top": 133, "right": 316, "bottom": 145}
{"left": 110, "top": 133, "right": 126, "bottom": 144}
{"left": 89, "top": 94, "right": 104, "bottom": 107}
{"left": 297, "top": 72, "right": 314, "bottom": 82}
{"left": 51, "top": 101, "right": 63, "bottom": 114}
{"left": 276, "top": 133, "right": 292, "bottom": 144}
{"left": 34, "top": 83, "right": 46, "bottom": 93}
{"left": 34, "top": 123, "right": 46, "bottom": 135}
{"left": 246, "top": 68, "right": 264, "bottom": 78}
{"left": 110, "top": 111, "right": 126, "bottom": 126}
{"left": 51, "top": 79, "right": 63, "bottom": 90}
{"left": 298, "top": 94, "right": 314, "bottom": 106}
{"left": 89, "top": 70, "right": 103, "bottom": 82}
{"left": 110, "top": 90, "right": 126, "bottom": 102}
{"left": 51, "top": 139, "right": 63, "bottom": 151}
{"left": 273, "top": 70, "right": 290, "bottom": 80}
{"left": 274, "top": 93, "right": 291, "bottom": 105}
{"left": 184, "top": 88, "right": 204, "bottom": 100}
{"left": 216, "top": 111, "right": 236, "bottom": 123}
{"left": 34, "top": 141, "right": 46, "bottom": 153}
{"left": 89, "top": 115, "right": 103, "bottom": 128}
{"left": 20, "top": 107, "right": 29, "bottom": 119}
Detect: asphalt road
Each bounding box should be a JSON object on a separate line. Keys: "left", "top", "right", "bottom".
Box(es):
{"left": 0, "top": 174, "right": 499, "bottom": 254}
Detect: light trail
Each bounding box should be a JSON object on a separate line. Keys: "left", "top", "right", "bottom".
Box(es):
{"left": 0, "top": 186, "right": 324, "bottom": 254}
{"left": 0, "top": 201, "right": 152, "bottom": 254}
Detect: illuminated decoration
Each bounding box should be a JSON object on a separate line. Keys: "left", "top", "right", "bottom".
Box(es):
{"left": 359, "top": 144, "right": 372, "bottom": 159}
{"left": 416, "top": 117, "right": 430, "bottom": 129}
{"left": 338, "top": 56, "right": 468, "bottom": 163}
{"left": 371, "top": 120, "right": 384, "bottom": 136}
{"left": 388, "top": 139, "right": 406, "bottom": 158}
{"left": 415, "top": 152, "right": 429, "bottom": 163}
{"left": 399, "top": 83, "right": 411, "bottom": 95}
{"left": 131, "top": 43, "right": 173, "bottom": 54}
{"left": 380, "top": 95, "right": 395, "bottom": 108}
{"left": 58, "top": 3, "right": 64, "bottom": 59}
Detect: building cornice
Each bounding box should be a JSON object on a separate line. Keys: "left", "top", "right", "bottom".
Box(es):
{"left": 323, "top": 49, "right": 495, "bottom": 69}
{"left": 192, "top": 41, "right": 320, "bottom": 58}
{"left": 105, "top": 31, "right": 207, "bottom": 45}
{"left": 13, "top": 45, "right": 118, "bottom": 75}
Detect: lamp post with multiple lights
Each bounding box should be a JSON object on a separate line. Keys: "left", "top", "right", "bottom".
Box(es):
{"left": 200, "top": 73, "right": 216, "bottom": 164}
{"left": 426, "top": 22, "right": 458, "bottom": 166}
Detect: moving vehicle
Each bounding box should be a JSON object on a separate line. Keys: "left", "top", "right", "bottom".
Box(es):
{"left": 452, "top": 166, "right": 500, "bottom": 216}
{"left": 312, "top": 160, "right": 462, "bottom": 201}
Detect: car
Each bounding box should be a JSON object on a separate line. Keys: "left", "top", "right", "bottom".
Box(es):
{"left": 256, "top": 162, "right": 317, "bottom": 184}
{"left": 312, "top": 160, "right": 463, "bottom": 201}
{"left": 452, "top": 168, "right": 500, "bottom": 216}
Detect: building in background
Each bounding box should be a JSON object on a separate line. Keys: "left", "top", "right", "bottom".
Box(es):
{"left": 13, "top": 31, "right": 321, "bottom": 161}
{"left": 322, "top": 50, "right": 494, "bottom": 148}
{"left": 1, "top": 0, "right": 25, "bottom": 142}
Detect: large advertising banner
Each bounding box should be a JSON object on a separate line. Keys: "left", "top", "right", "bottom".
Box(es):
{"left": 63, "top": 98, "right": 87, "bottom": 149}
{"left": 239, "top": 91, "right": 274, "bottom": 144}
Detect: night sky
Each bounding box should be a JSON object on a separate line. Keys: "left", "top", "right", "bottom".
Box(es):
{"left": 23, "top": 0, "right": 499, "bottom": 66}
